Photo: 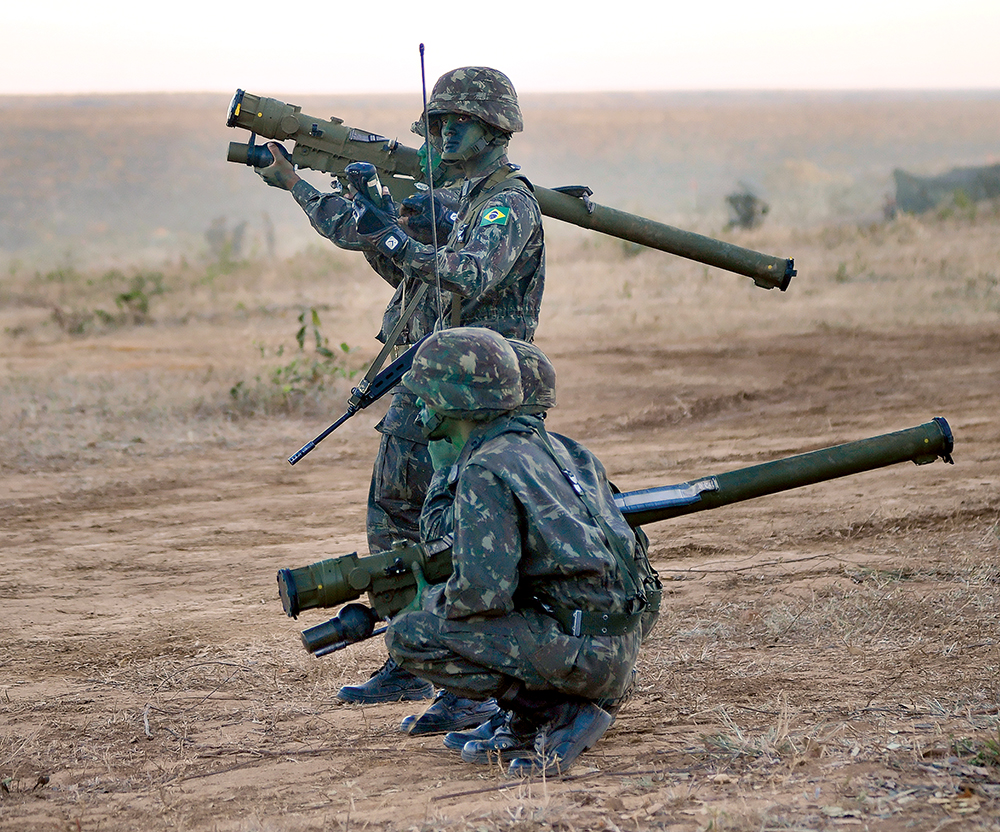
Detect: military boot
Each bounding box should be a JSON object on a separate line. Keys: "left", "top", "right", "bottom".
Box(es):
{"left": 442, "top": 709, "right": 509, "bottom": 751}
{"left": 335, "top": 658, "right": 434, "bottom": 704}
{"left": 400, "top": 691, "right": 500, "bottom": 736}
{"left": 461, "top": 710, "right": 541, "bottom": 765}
{"left": 507, "top": 701, "right": 613, "bottom": 777}
{"left": 598, "top": 668, "right": 638, "bottom": 725}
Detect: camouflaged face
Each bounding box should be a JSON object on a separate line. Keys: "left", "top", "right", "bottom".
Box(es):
{"left": 425, "top": 67, "right": 523, "bottom": 134}
{"left": 508, "top": 339, "right": 557, "bottom": 413}
{"left": 402, "top": 327, "right": 523, "bottom": 419}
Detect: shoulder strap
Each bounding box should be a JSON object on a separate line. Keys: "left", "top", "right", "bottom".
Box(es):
{"left": 529, "top": 424, "right": 643, "bottom": 603}
{"left": 462, "top": 168, "right": 532, "bottom": 227}
{"left": 448, "top": 170, "right": 532, "bottom": 329}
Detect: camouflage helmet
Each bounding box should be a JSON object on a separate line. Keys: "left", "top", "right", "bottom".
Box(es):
{"left": 425, "top": 67, "right": 523, "bottom": 134}
{"left": 508, "top": 339, "right": 557, "bottom": 414}
{"left": 402, "top": 327, "right": 523, "bottom": 421}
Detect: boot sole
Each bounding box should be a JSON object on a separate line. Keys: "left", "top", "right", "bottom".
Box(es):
{"left": 461, "top": 743, "right": 535, "bottom": 764}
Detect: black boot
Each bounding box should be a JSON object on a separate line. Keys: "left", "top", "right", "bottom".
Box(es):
{"left": 399, "top": 691, "right": 500, "bottom": 736}
{"left": 507, "top": 700, "right": 613, "bottom": 777}
{"left": 460, "top": 709, "right": 541, "bottom": 764}
{"left": 335, "top": 657, "right": 434, "bottom": 704}
{"left": 443, "top": 709, "right": 509, "bottom": 751}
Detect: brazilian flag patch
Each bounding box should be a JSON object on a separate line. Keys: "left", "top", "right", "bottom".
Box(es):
{"left": 480, "top": 206, "right": 511, "bottom": 227}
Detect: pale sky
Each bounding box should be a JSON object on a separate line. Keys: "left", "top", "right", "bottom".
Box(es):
{"left": 4, "top": 0, "right": 999, "bottom": 96}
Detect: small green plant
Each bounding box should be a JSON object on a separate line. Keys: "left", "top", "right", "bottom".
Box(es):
{"left": 970, "top": 727, "right": 1000, "bottom": 768}
{"left": 50, "top": 270, "right": 166, "bottom": 334}
{"left": 229, "top": 307, "right": 359, "bottom": 415}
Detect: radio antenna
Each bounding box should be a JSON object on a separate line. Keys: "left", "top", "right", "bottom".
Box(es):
{"left": 419, "top": 43, "right": 445, "bottom": 327}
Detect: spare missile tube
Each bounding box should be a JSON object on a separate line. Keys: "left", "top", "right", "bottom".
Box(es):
{"left": 226, "top": 89, "right": 794, "bottom": 290}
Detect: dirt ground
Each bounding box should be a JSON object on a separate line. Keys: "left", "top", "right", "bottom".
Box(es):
{"left": 2, "top": 207, "right": 999, "bottom": 832}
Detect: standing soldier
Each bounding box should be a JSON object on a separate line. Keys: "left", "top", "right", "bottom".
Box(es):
{"left": 253, "top": 67, "right": 546, "bottom": 728}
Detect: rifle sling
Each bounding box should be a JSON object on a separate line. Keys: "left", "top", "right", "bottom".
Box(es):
{"left": 351, "top": 282, "right": 429, "bottom": 404}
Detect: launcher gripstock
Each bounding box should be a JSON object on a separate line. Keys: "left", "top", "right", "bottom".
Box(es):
{"left": 277, "top": 418, "right": 954, "bottom": 656}
{"left": 226, "top": 89, "right": 795, "bottom": 291}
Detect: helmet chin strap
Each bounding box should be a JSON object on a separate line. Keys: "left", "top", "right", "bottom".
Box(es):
{"left": 441, "top": 135, "right": 489, "bottom": 162}
{"left": 441, "top": 121, "right": 508, "bottom": 163}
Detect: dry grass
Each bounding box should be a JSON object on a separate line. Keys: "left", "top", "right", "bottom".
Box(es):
{"left": 3, "top": 94, "right": 1000, "bottom": 832}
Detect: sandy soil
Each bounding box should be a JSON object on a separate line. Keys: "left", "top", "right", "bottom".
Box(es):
{"left": 2, "top": 212, "right": 999, "bottom": 832}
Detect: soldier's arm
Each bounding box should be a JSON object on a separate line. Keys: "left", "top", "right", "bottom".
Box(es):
{"left": 290, "top": 180, "right": 366, "bottom": 252}
{"left": 432, "top": 463, "right": 522, "bottom": 620}
{"left": 402, "top": 189, "right": 541, "bottom": 299}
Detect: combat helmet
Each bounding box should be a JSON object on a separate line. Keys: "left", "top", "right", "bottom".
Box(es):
{"left": 508, "top": 339, "right": 556, "bottom": 414}
{"left": 425, "top": 67, "right": 523, "bottom": 135}
{"left": 403, "top": 327, "right": 523, "bottom": 421}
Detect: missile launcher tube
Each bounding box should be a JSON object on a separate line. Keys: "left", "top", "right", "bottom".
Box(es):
{"left": 227, "top": 90, "right": 794, "bottom": 290}
{"left": 615, "top": 417, "right": 953, "bottom": 527}
{"left": 277, "top": 418, "right": 953, "bottom": 652}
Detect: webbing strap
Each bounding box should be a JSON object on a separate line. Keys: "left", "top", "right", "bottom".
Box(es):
{"left": 529, "top": 424, "right": 647, "bottom": 638}
{"left": 444, "top": 167, "right": 529, "bottom": 332}
{"left": 349, "top": 283, "right": 429, "bottom": 404}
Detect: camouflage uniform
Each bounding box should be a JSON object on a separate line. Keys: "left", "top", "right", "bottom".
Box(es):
{"left": 387, "top": 331, "right": 642, "bottom": 702}
{"left": 419, "top": 337, "right": 554, "bottom": 552}
{"left": 287, "top": 181, "right": 443, "bottom": 551}
{"left": 288, "top": 69, "right": 544, "bottom": 554}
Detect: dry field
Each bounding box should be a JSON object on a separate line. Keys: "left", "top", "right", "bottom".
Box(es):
{"left": 1, "top": 93, "right": 1000, "bottom": 832}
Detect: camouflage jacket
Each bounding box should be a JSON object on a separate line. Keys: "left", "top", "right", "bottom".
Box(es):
{"left": 395, "top": 158, "right": 545, "bottom": 342}
{"left": 422, "top": 416, "right": 639, "bottom": 622}
{"left": 292, "top": 171, "right": 544, "bottom": 439}
{"left": 291, "top": 181, "right": 443, "bottom": 346}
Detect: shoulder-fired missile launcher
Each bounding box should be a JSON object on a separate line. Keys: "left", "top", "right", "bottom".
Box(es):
{"left": 226, "top": 89, "right": 795, "bottom": 291}
{"left": 278, "top": 418, "right": 954, "bottom": 656}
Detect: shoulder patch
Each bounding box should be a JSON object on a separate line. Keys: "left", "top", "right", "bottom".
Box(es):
{"left": 479, "top": 206, "right": 510, "bottom": 227}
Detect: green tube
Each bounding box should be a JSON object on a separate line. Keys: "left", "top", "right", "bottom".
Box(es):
{"left": 226, "top": 89, "right": 795, "bottom": 289}
{"left": 615, "top": 418, "right": 954, "bottom": 527}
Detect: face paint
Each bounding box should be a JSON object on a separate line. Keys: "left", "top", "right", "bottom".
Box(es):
{"left": 417, "top": 399, "right": 448, "bottom": 440}
{"left": 440, "top": 114, "right": 489, "bottom": 162}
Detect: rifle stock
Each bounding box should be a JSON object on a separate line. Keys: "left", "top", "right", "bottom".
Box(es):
{"left": 226, "top": 89, "right": 795, "bottom": 290}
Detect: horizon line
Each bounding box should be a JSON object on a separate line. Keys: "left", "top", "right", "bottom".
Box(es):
{"left": 3, "top": 86, "right": 1000, "bottom": 100}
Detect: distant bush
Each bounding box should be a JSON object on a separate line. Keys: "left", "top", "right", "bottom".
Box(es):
{"left": 50, "top": 270, "right": 167, "bottom": 334}
{"left": 228, "top": 307, "right": 360, "bottom": 416}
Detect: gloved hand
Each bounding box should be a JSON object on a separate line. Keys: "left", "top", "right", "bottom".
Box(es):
{"left": 399, "top": 190, "right": 459, "bottom": 247}
{"left": 352, "top": 185, "right": 411, "bottom": 259}
{"left": 254, "top": 142, "right": 299, "bottom": 190}
{"left": 397, "top": 561, "right": 430, "bottom": 616}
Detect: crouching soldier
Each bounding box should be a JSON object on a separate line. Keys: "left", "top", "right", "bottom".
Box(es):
{"left": 385, "top": 327, "right": 646, "bottom": 776}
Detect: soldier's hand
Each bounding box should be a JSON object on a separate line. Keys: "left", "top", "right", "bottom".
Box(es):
{"left": 255, "top": 142, "right": 300, "bottom": 190}
{"left": 398, "top": 562, "right": 430, "bottom": 616}
{"left": 399, "top": 190, "right": 458, "bottom": 247}
{"left": 353, "top": 187, "right": 410, "bottom": 259}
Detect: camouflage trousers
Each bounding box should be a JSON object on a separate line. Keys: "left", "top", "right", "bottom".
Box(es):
{"left": 366, "top": 432, "right": 434, "bottom": 554}
{"left": 385, "top": 607, "right": 640, "bottom": 702}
